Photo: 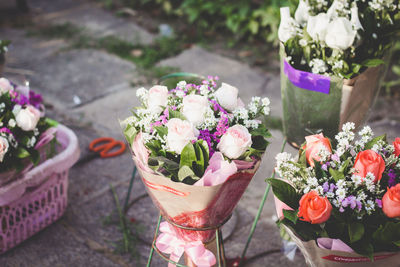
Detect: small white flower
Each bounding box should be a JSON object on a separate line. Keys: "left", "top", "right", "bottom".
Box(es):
{"left": 8, "top": 119, "right": 16, "bottom": 128}
{"left": 310, "top": 58, "right": 328, "bottom": 74}
{"left": 336, "top": 188, "right": 347, "bottom": 200}
{"left": 351, "top": 175, "right": 362, "bottom": 187}
{"left": 299, "top": 39, "right": 308, "bottom": 47}
{"left": 177, "top": 81, "right": 187, "bottom": 89}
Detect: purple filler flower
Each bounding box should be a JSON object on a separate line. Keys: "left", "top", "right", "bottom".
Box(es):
{"left": 323, "top": 182, "right": 329, "bottom": 193}
{"left": 388, "top": 169, "right": 397, "bottom": 188}
{"left": 29, "top": 90, "right": 43, "bottom": 108}
{"left": 376, "top": 199, "right": 382, "bottom": 209}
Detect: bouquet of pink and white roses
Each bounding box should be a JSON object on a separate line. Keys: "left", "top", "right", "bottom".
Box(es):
{"left": 121, "top": 76, "right": 271, "bottom": 265}
{"left": 270, "top": 122, "right": 400, "bottom": 263}
{"left": 0, "top": 77, "right": 57, "bottom": 181}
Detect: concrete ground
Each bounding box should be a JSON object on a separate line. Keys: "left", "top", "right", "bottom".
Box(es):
{"left": 0, "top": 0, "right": 399, "bottom": 266}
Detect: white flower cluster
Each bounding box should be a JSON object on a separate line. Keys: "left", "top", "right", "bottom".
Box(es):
{"left": 368, "top": 0, "right": 398, "bottom": 11}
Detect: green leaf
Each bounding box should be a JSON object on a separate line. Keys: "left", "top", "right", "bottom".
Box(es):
{"left": 338, "top": 158, "right": 351, "bottom": 173}
{"left": 168, "top": 108, "right": 187, "bottom": 120}
{"left": 364, "top": 134, "right": 386, "bottom": 150}
{"left": 348, "top": 223, "right": 364, "bottom": 243}
{"left": 351, "top": 63, "right": 361, "bottom": 73}
{"left": 251, "top": 135, "right": 269, "bottom": 151}
{"left": 197, "top": 139, "right": 209, "bottom": 167}
{"left": 154, "top": 126, "right": 168, "bottom": 139}
{"left": 178, "top": 165, "right": 196, "bottom": 181}
{"left": 30, "top": 149, "right": 40, "bottom": 165}
{"left": 16, "top": 147, "right": 30, "bottom": 158}
{"left": 266, "top": 178, "right": 300, "bottom": 209}
{"left": 123, "top": 124, "right": 137, "bottom": 146}
{"left": 180, "top": 143, "right": 196, "bottom": 168}
{"left": 361, "top": 58, "right": 385, "bottom": 67}
{"left": 250, "top": 124, "right": 272, "bottom": 138}
{"left": 373, "top": 221, "right": 400, "bottom": 244}
{"left": 393, "top": 240, "right": 400, "bottom": 247}
{"left": 329, "top": 168, "right": 344, "bottom": 182}
{"left": 282, "top": 209, "right": 298, "bottom": 224}
{"left": 44, "top": 118, "right": 59, "bottom": 127}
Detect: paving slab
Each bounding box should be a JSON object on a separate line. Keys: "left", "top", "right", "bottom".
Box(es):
{"left": 158, "top": 46, "right": 283, "bottom": 118}
{"left": 33, "top": 0, "right": 155, "bottom": 45}
{"left": 28, "top": 49, "right": 136, "bottom": 107}
{"left": 0, "top": 221, "right": 122, "bottom": 267}
{"left": 73, "top": 86, "right": 141, "bottom": 136}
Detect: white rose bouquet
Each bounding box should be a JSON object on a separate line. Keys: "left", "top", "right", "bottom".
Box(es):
{"left": 121, "top": 76, "right": 271, "bottom": 265}
{"left": 0, "top": 77, "right": 57, "bottom": 181}
{"left": 279, "top": 0, "right": 399, "bottom": 78}
{"left": 278, "top": 0, "right": 400, "bottom": 148}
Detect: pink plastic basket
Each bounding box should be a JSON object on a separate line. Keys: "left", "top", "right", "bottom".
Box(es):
{"left": 0, "top": 124, "right": 80, "bottom": 253}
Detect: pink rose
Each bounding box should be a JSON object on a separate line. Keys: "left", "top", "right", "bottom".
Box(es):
{"left": 217, "top": 124, "right": 252, "bottom": 159}
{"left": 147, "top": 85, "right": 168, "bottom": 113}
{"left": 132, "top": 132, "right": 152, "bottom": 172}
{"left": 0, "top": 78, "right": 13, "bottom": 94}
{"left": 382, "top": 184, "right": 400, "bottom": 218}
{"left": 195, "top": 152, "right": 237, "bottom": 186}
{"left": 303, "top": 133, "right": 332, "bottom": 167}
{"left": 0, "top": 136, "right": 9, "bottom": 162}
{"left": 16, "top": 105, "right": 41, "bottom": 131}
{"left": 182, "top": 94, "right": 208, "bottom": 126}
{"left": 394, "top": 138, "right": 400, "bottom": 157}
{"left": 353, "top": 150, "right": 385, "bottom": 183}
{"left": 166, "top": 118, "right": 197, "bottom": 154}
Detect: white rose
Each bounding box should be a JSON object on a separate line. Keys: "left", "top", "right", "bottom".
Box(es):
{"left": 0, "top": 78, "right": 13, "bottom": 94}
{"left": 166, "top": 118, "right": 197, "bottom": 154}
{"left": 217, "top": 124, "right": 252, "bottom": 159}
{"left": 295, "top": 0, "right": 310, "bottom": 25}
{"left": 182, "top": 94, "right": 208, "bottom": 126}
{"left": 214, "top": 82, "right": 239, "bottom": 112}
{"left": 15, "top": 105, "right": 41, "bottom": 131}
{"left": 147, "top": 85, "right": 168, "bottom": 113}
{"left": 351, "top": 6, "right": 363, "bottom": 31}
{"left": 325, "top": 17, "right": 356, "bottom": 50}
{"left": 0, "top": 136, "right": 9, "bottom": 162}
{"left": 306, "top": 13, "right": 330, "bottom": 41}
{"left": 278, "top": 7, "right": 299, "bottom": 43}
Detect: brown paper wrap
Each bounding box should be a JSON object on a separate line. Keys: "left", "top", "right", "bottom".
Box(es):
{"left": 133, "top": 156, "right": 260, "bottom": 243}
{"left": 284, "top": 226, "right": 400, "bottom": 267}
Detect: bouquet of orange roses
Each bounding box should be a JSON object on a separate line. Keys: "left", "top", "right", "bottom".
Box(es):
{"left": 270, "top": 122, "right": 400, "bottom": 265}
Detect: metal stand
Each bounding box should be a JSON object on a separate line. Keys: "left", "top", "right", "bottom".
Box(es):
{"left": 146, "top": 213, "right": 231, "bottom": 267}
{"left": 238, "top": 139, "right": 287, "bottom": 266}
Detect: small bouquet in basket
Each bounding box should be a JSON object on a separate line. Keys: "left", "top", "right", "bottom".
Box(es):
{"left": 270, "top": 122, "right": 400, "bottom": 265}
{"left": 121, "top": 76, "right": 271, "bottom": 265}
{"left": 277, "top": 0, "right": 400, "bottom": 146}
{"left": 0, "top": 77, "right": 57, "bottom": 185}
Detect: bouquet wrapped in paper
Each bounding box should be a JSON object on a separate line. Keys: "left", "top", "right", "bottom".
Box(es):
{"left": 278, "top": 0, "right": 399, "bottom": 146}
{"left": 121, "top": 76, "right": 271, "bottom": 265}
{"left": 0, "top": 77, "right": 58, "bottom": 185}
{"left": 270, "top": 122, "right": 400, "bottom": 266}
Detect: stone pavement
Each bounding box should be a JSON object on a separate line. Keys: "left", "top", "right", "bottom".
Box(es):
{"left": 0, "top": 0, "right": 399, "bottom": 266}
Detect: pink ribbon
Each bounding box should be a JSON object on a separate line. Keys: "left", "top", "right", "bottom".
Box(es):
{"left": 156, "top": 222, "right": 216, "bottom": 267}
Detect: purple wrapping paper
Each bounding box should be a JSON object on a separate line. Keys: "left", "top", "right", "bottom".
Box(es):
{"left": 284, "top": 60, "right": 331, "bottom": 94}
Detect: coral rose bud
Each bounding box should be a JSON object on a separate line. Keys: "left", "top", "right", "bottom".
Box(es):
{"left": 394, "top": 138, "right": 400, "bottom": 157}
{"left": 298, "top": 191, "right": 332, "bottom": 224}
{"left": 303, "top": 133, "right": 332, "bottom": 167}
{"left": 382, "top": 184, "right": 400, "bottom": 218}
{"left": 353, "top": 150, "right": 385, "bottom": 183}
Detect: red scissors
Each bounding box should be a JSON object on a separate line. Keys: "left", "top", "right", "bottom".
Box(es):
{"left": 89, "top": 137, "right": 126, "bottom": 158}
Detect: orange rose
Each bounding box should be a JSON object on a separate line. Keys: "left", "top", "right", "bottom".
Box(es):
{"left": 382, "top": 184, "right": 400, "bottom": 218}
{"left": 303, "top": 133, "right": 332, "bottom": 167}
{"left": 298, "top": 191, "right": 332, "bottom": 224}
{"left": 394, "top": 138, "right": 400, "bottom": 157}
{"left": 353, "top": 150, "right": 385, "bottom": 183}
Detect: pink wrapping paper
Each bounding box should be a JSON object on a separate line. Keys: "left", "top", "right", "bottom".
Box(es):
{"left": 133, "top": 155, "right": 260, "bottom": 243}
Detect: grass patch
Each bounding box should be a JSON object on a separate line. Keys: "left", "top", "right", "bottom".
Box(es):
{"left": 27, "top": 23, "right": 81, "bottom": 39}
{"left": 27, "top": 23, "right": 184, "bottom": 69}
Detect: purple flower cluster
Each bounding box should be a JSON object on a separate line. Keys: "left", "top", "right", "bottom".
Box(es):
{"left": 216, "top": 116, "right": 229, "bottom": 136}
{"left": 340, "top": 196, "right": 362, "bottom": 212}
{"left": 209, "top": 99, "right": 228, "bottom": 115}
{"left": 198, "top": 130, "right": 219, "bottom": 157}
{"left": 322, "top": 182, "right": 336, "bottom": 193}
{"left": 0, "top": 127, "right": 12, "bottom": 135}
{"left": 388, "top": 169, "right": 397, "bottom": 188}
